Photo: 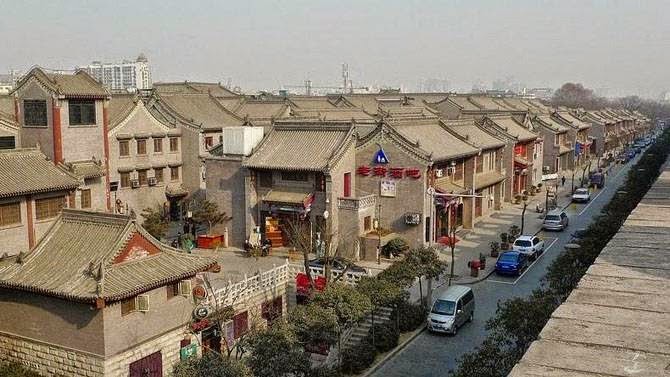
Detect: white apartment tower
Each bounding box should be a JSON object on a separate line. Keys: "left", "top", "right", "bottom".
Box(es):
{"left": 80, "top": 54, "right": 152, "bottom": 91}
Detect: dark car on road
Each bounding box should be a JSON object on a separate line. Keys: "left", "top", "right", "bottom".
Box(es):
{"left": 308, "top": 257, "right": 367, "bottom": 274}
{"left": 570, "top": 228, "right": 588, "bottom": 243}
{"left": 495, "top": 251, "right": 528, "bottom": 276}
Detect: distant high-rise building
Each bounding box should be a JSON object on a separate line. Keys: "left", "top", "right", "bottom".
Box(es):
{"left": 79, "top": 54, "right": 152, "bottom": 91}
{"left": 0, "top": 70, "right": 22, "bottom": 94}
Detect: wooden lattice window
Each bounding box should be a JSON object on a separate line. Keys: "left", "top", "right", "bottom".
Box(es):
{"left": 35, "top": 196, "right": 64, "bottom": 220}
{"left": 0, "top": 202, "right": 21, "bottom": 226}
{"left": 23, "top": 100, "right": 47, "bottom": 127}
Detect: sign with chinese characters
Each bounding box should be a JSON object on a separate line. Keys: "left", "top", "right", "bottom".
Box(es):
{"left": 380, "top": 179, "right": 396, "bottom": 197}
{"left": 357, "top": 166, "right": 421, "bottom": 179}
{"left": 404, "top": 212, "right": 422, "bottom": 225}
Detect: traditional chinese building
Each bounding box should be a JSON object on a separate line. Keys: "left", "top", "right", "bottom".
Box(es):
{"left": 531, "top": 115, "right": 575, "bottom": 174}
{"left": 479, "top": 115, "right": 541, "bottom": 200}
{"left": 0, "top": 148, "right": 80, "bottom": 254}
{"left": 0, "top": 209, "right": 218, "bottom": 377}
{"left": 12, "top": 67, "right": 110, "bottom": 211}
{"left": 107, "top": 94, "right": 186, "bottom": 220}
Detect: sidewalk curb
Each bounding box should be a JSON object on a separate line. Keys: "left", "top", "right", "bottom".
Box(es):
{"left": 457, "top": 266, "right": 496, "bottom": 285}
{"left": 360, "top": 327, "right": 426, "bottom": 377}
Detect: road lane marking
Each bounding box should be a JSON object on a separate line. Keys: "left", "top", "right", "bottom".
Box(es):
{"left": 577, "top": 188, "right": 607, "bottom": 216}
{"left": 487, "top": 238, "right": 558, "bottom": 285}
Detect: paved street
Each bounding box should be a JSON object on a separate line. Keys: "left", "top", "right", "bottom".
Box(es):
{"left": 371, "top": 155, "right": 642, "bottom": 376}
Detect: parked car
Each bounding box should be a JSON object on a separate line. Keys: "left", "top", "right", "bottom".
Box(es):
{"left": 427, "top": 285, "right": 474, "bottom": 335}
{"left": 495, "top": 251, "right": 529, "bottom": 276}
{"left": 512, "top": 235, "right": 545, "bottom": 260}
{"left": 308, "top": 257, "right": 367, "bottom": 274}
{"left": 570, "top": 228, "right": 588, "bottom": 243}
{"left": 542, "top": 209, "right": 569, "bottom": 231}
{"left": 572, "top": 187, "right": 591, "bottom": 203}
{"left": 590, "top": 171, "right": 605, "bottom": 188}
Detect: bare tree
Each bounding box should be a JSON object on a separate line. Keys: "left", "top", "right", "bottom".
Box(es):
{"left": 284, "top": 219, "right": 352, "bottom": 292}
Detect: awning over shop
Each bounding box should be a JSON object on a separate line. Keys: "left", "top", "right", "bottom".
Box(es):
{"left": 434, "top": 177, "right": 468, "bottom": 195}
{"left": 475, "top": 171, "right": 505, "bottom": 190}
{"left": 514, "top": 156, "right": 531, "bottom": 166}
{"left": 166, "top": 183, "right": 189, "bottom": 198}
{"left": 558, "top": 145, "right": 574, "bottom": 155}
{"left": 263, "top": 189, "right": 314, "bottom": 207}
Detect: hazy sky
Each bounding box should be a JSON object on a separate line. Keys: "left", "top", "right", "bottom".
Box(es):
{"left": 1, "top": 0, "right": 669, "bottom": 97}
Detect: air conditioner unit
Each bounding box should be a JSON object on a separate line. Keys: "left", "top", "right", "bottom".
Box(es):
{"left": 131, "top": 179, "right": 140, "bottom": 188}
{"left": 136, "top": 295, "right": 150, "bottom": 312}
{"left": 435, "top": 169, "right": 444, "bottom": 178}
{"left": 148, "top": 177, "right": 157, "bottom": 186}
{"left": 178, "top": 280, "right": 192, "bottom": 296}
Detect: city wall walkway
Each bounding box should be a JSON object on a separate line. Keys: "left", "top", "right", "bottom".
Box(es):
{"left": 509, "top": 159, "right": 670, "bottom": 376}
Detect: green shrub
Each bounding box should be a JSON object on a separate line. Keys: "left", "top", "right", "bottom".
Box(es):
{"left": 0, "top": 362, "right": 43, "bottom": 377}
{"left": 369, "top": 323, "right": 399, "bottom": 353}
{"left": 393, "top": 300, "right": 426, "bottom": 333}
{"left": 382, "top": 237, "right": 409, "bottom": 257}
{"left": 306, "top": 366, "right": 343, "bottom": 377}
{"left": 341, "top": 338, "right": 377, "bottom": 374}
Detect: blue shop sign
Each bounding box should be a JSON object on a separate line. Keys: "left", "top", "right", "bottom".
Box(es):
{"left": 374, "top": 148, "right": 389, "bottom": 164}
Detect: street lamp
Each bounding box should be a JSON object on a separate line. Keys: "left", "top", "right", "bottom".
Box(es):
{"left": 373, "top": 218, "right": 381, "bottom": 265}
{"left": 520, "top": 196, "right": 529, "bottom": 234}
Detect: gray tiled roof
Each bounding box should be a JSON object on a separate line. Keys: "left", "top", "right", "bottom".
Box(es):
{"left": 0, "top": 95, "right": 15, "bottom": 123}
{"left": 443, "top": 119, "right": 506, "bottom": 150}
{"left": 393, "top": 120, "right": 479, "bottom": 161}
{"left": 230, "top": 100, "right": 289, "bottom": 120}
{"left": 243, "top": 123, "right": 355, "bottom": 171}
{"left": 158, "top": 94, "right": 243, "bottom": 130}
{"left": 0, "top": 209, "right": 217, "bottom": 303}
{"left": 445, "top": 96, "right": 480, "bottom": 111}
{"left": 61, "top": 160, "right": 106, "bottom": 179}
{"left": 0, "top": 148, "right": 79, "bottom": 198}
{"left": 536, "top": 115, "right": 570, "bottom": 133}
{"left": 290, "top": 108, "right": 376, "bottom": 122}
{"left": 108, "top": 94, "right": 137, "bottom": 129}
{"left": 487, "top": 116, "right": 538, "bottom": 142}
{"left": 554, "top": 111, "right": 591, "bottom": 130}
{"left": 17, "top": 68, "right": 108, "bottom": 98}
{"left": 153, "top": 81, "right": 238, "bottom": 97}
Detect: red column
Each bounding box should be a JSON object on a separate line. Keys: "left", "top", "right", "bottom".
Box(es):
{"left": 26, "top": 197, "right": 35, "bottom": 250}
{"left": 102, "top": 102, "right": 111, "bottom": 211}
{"left": 52, "top": 99, "right": 63, "bottom": 164}
{"left": 14, "top": 97, "right": 19, "bottom": 123}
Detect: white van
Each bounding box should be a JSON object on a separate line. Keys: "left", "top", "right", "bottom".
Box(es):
{"left": 426, "top": 285, "right": 475, "bottom": 335}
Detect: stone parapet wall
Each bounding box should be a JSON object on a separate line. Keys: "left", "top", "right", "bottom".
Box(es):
{"left": 0, "top": 331, "right": 104, "bottom": 377}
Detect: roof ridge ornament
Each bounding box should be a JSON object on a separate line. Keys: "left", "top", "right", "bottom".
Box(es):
{"left": 96, "top": 262, "right": 105, "bottom": 296}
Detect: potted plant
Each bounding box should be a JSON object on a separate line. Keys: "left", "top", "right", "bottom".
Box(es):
{"left": 508, "top": 225, "right": 521, "bottom": 241}
{"left": 537, "top": 182, "right": 543, "bottom": 189}
{"left": 513, "top": 194, "right": 522, "bottom": 204}
{"left": 521, "top": 190, "right": 529, "bottom": 201}
{"left": 529, "top": 186, "right": 537, "bottom": 196}
{"left": 489, "top": 241, "right": 500, "bottom": 257}
{"left": 500, "top": 233, "right": 509, "bottom": 250}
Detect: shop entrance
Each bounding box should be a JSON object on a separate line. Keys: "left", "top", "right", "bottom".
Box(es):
{"left": 201, "top": 326, "right": 222, "bottom": 355}
{"left": 262, "top": 211, "right": 312, "bottom": 248}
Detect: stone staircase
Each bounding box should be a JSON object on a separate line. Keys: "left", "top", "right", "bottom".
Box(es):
{"left": 343, "top": 306, "right": 394, "bottom": 350}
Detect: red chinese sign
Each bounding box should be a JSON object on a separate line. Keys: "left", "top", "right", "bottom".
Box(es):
{"left": 357, "top": 166, "right": 421, "bottom": 179}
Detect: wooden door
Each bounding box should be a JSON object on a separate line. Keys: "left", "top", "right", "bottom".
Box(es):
{"left": 129, "top": 351, "right": 162, "bottom": 377}
{"left": 475, "top": 194, "right": 483, "bottom": 217}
